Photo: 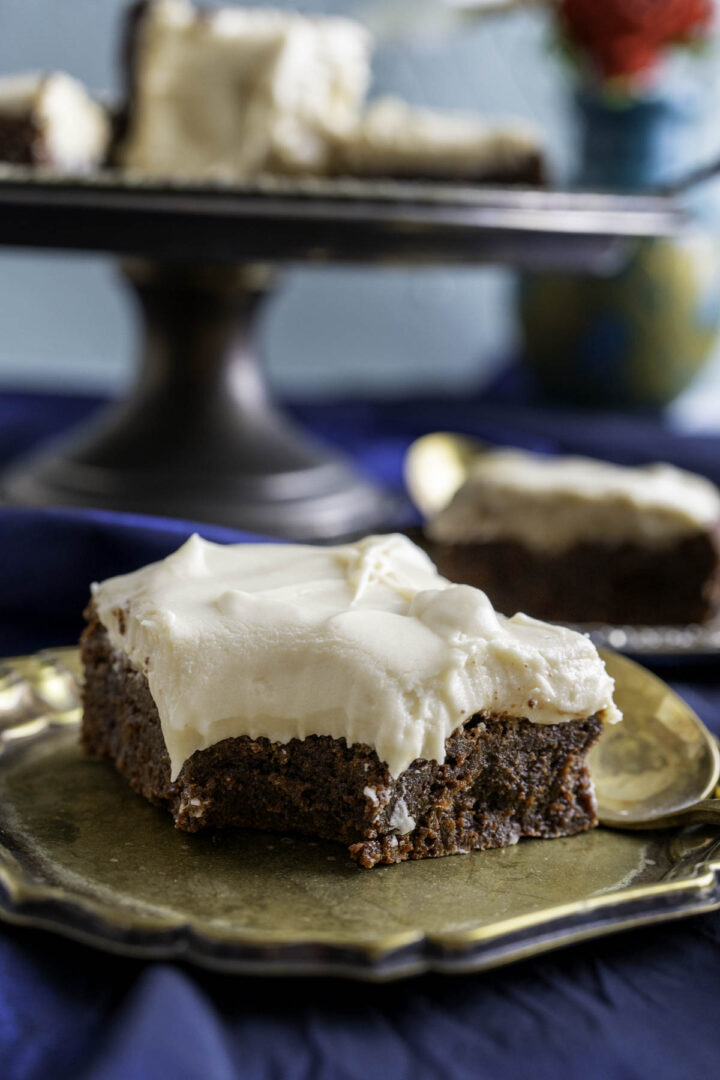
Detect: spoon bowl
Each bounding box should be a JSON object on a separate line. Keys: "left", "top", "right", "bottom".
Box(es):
{"left": 403, "top": 431, "right": 488, "bottom": 518}
{"left": 593, "top": 650, "right": 720, "bottom": 829}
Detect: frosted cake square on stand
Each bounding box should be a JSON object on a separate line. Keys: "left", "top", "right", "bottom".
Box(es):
{"left": 120, "top": 0, "right": 371, "bottom": 180}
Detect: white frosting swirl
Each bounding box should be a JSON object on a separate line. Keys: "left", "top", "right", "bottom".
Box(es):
{"left": 92, "top": 533, "right": 619, "bottom": 781}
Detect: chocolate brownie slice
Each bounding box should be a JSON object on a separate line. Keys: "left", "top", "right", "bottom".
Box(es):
{"left": 81, "top": 533, "right": 618, "bottom": 867}
{"left": 425, "top": 530, "right": 720, "bottom": 627}
{"left": 81, "top": 606, "right": 601, "bottom": 868}
{"left": 423, "top": 451, "right": 720, "bottom": 627}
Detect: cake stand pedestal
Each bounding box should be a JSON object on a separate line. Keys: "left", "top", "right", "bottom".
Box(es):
{"left": 0, "top": 171, "right": 686, "bottom": 539}
{"left": 4, "top": 260, "right": 394, "bottom": 540}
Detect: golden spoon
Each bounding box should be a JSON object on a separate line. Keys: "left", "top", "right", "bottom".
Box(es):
{"left": 593, "top": 650, "right": 720, "bottom": 830}
{"left": 403, "top": 431, "right": 488, "bottom": 517}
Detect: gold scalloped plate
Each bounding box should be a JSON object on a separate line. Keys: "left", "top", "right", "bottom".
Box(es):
{"left": 0, "top": 648, "right": 719, "bottom": 981}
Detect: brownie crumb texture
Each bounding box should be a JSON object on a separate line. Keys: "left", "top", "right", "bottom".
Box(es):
{"left": 81, "top": 608, "right": 601, "bottom": 868}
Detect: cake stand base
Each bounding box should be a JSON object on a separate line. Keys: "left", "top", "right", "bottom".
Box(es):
{"left": 2, "top": 261, "right": 398, "bottom": 541}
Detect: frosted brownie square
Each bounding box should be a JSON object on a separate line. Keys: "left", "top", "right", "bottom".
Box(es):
{"left": 424, "top": 450, "right": 720, "bottom": 626}
{"left": 0, "top": 72, "right": 109, "bottom": 170}
{"left": 81, "top": 534, "right": 619, "bottom": 867}
{"left": 336, "top": 97, "right": 545, "bottom": 184}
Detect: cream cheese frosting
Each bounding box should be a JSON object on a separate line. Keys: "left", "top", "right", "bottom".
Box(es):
{"left": 337, "top": 96, "right": 543, "bottom": 179}
{"left": 121, "top": 0, "right": 371, "bottom": 179}
{"left": 426, "top": 450, "right": 720, "bottom": 553}
{"left": 92, "top": 533, "right": 619, "bottom": 782}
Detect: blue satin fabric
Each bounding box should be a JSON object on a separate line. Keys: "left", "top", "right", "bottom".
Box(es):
{"left": 1, "top": 387, "right": 720, "bottom": 1080}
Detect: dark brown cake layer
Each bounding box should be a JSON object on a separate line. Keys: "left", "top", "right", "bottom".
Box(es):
{"left": 0, "top": 115, "right": 46, "bottom": 166}
{"left": 331, "top": 155, "right": 546, "bottom": 186}
{"left": 80, "top": 608, "right": 602, "bottom": 868}
{"left": 421, "top": 528, "right": 720, "bottom": 627}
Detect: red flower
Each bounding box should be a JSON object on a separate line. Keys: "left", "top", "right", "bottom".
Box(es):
{"left": 594, "top": 37, "right": 663, "bottom": 79}
{"left": 559, "top": 0, "right": 713, "bottom": 80}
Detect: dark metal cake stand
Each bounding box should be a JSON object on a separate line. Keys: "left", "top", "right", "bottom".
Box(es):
{"left": 0, "top": 170, "right": 685, "bottom": 540}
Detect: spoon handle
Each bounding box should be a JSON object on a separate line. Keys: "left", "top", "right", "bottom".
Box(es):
{"left": 676, "top": 799, "right": 720, "bottom": 827}
{"left": 652, "top": 799, "right": 720, "bottom": 830}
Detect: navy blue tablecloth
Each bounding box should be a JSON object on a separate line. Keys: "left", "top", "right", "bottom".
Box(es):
{"left": 2, "top": 386, "right": 720, "bottom": 1080}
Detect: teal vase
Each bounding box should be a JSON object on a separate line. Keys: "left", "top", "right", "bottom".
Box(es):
{"left": 519, "top": 88, "right": 720, "bottom": 409}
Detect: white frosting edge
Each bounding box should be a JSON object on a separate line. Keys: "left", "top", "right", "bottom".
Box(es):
{"left": 427, "top": 450, "right": 720, "bottom": 553}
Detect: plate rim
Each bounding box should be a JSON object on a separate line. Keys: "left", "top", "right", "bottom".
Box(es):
{"left": 1, "top": 647, "right": 720, "bottom": 981}
{"left": 573, "top": 620, "right": 720, "bottom": 661}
